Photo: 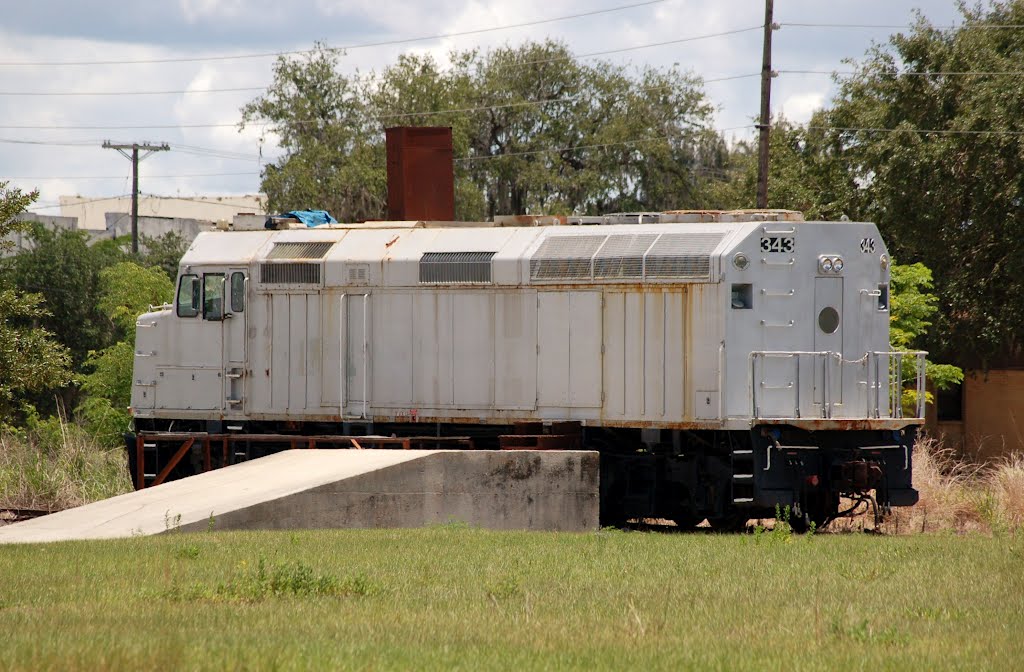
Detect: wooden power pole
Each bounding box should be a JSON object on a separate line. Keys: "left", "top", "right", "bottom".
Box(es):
{"left": 102, "top": 141, "right": 170, "bottom": 254}
{"left": 756, "top": 0, "right": 777, "bottom": 209}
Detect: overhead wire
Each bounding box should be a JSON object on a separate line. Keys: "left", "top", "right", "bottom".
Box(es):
{"left": 0, "top": 71, "right": 760, "bottom": 131}
{"left": 0, "top": 27, "right": 763, "bottom": 98}
{"left": 779, "top": 22, "right": 1024, "bottom": 30}
{"left": 4, "top": 172, "right": 256, "bottom": 181}
{"left": 0, "top": 0, "right": 674, "bottom": 67}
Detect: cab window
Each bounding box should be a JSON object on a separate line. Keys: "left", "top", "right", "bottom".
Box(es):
{"left": 203, "top": 273, "right": 225, "bottom": 321}
{"left": 176, "top": 274, "right": 199, "bottom": 318}
{"left": 230, "top": 272, "right": 246, "bottom": 313}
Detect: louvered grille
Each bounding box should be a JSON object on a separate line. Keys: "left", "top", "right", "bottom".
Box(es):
{"left": 419, "top": 252, "right": 495, "bottom": 284}
{"left": 260, "top": 262, "right": 321, "bottom": 284}
{"left": 529, "top": 235, "right": 605, "bottom": 281}
{"left": 266, "top": 241, "right": 335, "bottom": 259}
{"left": 529, "top": 231, "right": 725, "bottom": 283}
{"left": 593, "top": 233, "right": 658, "bottom": 279}
{"left": 644, "top": 232, "right": 724, "bottom": 280}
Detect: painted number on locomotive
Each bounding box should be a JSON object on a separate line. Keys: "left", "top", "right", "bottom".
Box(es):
{"left": 760, "top": 236, "right": 795, "bottom": 253}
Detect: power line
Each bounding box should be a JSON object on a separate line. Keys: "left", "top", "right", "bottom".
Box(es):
{"left": 0, "top": 0, "right": 673, "bottom": 68}
{"left": 0, "top": 71, "right": 760, "bottom": 131}
{"left": 781, "top": 69, "right": 1024, "bottom": 77}
{"left": 0, "top": 29, "right": 763, "bottom": 98}
{"left": 4, "top": 172, "right": 256, "bottom": 181}
{"left": 0, "top": 86, "right": 267, "bottom": 97}
{"left": 454, "top": 126, "right": 754, "bottom": 162}
{"left": 808, "top": 125, "right": 1024, "bottom": 137}
{"left": 0, "top": 137, "right": 101, "bottom": 147}
{"left": 28, "top": 195, "right": 133, "bottom": 211}
{"left": 779, "top": 22, "right": 1024, "bottom": 30}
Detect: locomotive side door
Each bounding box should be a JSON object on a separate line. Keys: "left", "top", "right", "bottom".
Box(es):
{"left": 222, "top": 268, "right": 248, "bottom": 412}
{"left": 341, "top": 292, "right": 370, "bottom": 418}
{"left": 813, "top": 276, "right": 843, "bottom": 413}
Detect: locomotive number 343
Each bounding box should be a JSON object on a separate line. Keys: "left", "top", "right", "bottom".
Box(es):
{"left": 760, "top": 235, "right": 795, "bottom": 253}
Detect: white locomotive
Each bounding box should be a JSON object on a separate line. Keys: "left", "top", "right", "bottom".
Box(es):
{"left": 130, "top": 209, "right": 925, "bottom": 529}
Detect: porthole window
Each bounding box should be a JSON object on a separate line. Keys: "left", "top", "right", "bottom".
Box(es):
{"left": 818, "top": 306, "right": 840, "bottom": 334}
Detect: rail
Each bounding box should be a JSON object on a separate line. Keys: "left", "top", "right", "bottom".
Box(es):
{"left": 750, "top": 350, "right": 926, "bottom": 420}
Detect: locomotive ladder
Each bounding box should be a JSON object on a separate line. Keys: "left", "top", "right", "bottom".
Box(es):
{"left": 730, "top": 447, "right": 755, "bottom": 504}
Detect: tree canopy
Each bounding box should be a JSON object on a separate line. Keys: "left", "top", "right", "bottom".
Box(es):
{"left": 241, "top": 40, "right": 724, "bottom": 221}
{"left": 813, "top": 1, "right": 1024, "bottom": 367}
{"left": 0, "top": 183, "right": 72, "bottom": 420}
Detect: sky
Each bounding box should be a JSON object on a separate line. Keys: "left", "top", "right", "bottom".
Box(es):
{"left": 0, "top": 0, "right": 964, "bottom": 214}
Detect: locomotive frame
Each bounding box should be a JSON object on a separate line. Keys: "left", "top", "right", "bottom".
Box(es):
{"left": 129, "top": 210, "right": 925, "bottom": 529}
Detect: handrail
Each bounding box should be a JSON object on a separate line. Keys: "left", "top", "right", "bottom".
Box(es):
{"left": 751, "top": 350, "right": 926, "bottom": 421}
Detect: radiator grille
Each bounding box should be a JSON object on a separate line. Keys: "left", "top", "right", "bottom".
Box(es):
{"left": 260, "top": 262, "right": 321, "bottom": 284}
{"left": 419, "top": 252, "right": 495, "bottom": 284}
{"left": 644, "top": 233, "right": 723, "bottom": 280}
{"left": 529, "top": 235, "right": 605, "bottom": 281}
{"left": 530, "top": 231, "right": 724, "bottom": 283}
{"left": 593, "top": 233, "right": 658, "bottom": 279}
{"left": 266, "top": 241, "right": 335, "bottom": 259}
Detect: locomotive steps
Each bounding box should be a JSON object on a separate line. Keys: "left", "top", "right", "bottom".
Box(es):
{"left": 0, "top": 449, "right": 599, "bottom": 544}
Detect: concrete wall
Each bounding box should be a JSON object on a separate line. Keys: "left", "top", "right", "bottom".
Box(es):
{"left": 61, "top": 194, "right": 265, "bottom": 231}
{"left": 182, "top": 450, "right": 600, "bottom": 533}
{"left": 103, "top": 212, "right": 212, "bottom": 242}
{"left": 2, "top": 213, "right": 79, "bottom": 255}
{"left": 0, "top": 450, "right": 600, "bottom": 543}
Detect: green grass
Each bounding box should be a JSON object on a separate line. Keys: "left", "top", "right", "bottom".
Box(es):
{"left": 1, "top": 528, "right": 1021, "bottom": 671}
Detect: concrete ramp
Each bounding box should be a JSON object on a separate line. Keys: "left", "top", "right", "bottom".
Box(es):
{"left": 0, "top": 449, "right": 599, "bottom": 544}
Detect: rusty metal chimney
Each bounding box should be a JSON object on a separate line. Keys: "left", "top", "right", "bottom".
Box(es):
{"left": 386, "top": 126, "right": 455, "bottom": 221}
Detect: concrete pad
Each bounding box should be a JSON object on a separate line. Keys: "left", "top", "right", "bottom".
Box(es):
{"left": 0, "top": 449, "right": 599, "bottom": 544}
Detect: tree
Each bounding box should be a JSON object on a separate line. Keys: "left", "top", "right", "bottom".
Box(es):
{"left": 1, "top": 224, "right": 124, "bottom": 370}
{"left": 240, "top": 43, "right": 383, "bottom": 222}
{"left": 139, "top": 231, "right": 189, "bottom": 282}
{"left": 0, "top": 183, "right": 72, "bottom": 420}
{"left": 817, "top": 1, "right": 1024, "bottom": 368}
{"left": 703, "top": 116, "right": 858, "bottom": 220}
{"left": 241, "top": 40, "right": 720, "bottom": 221}
{"left": 78, "top": 262, "right": 173, "bottom": 445}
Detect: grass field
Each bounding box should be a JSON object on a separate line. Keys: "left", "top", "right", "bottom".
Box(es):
{"left": 1, "top": 527, "right": 1021, "bottom": 671}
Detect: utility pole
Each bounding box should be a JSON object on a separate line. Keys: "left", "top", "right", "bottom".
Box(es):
{"left": 102, "top": 141, "right": 170, "bottom": 254}
{"left": 756, "top": 0, "right": 778, "bottom": 209}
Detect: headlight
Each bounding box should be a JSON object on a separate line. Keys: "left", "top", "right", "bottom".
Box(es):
{"left": 833, "top": 258, "right": 844, "bottom": 272}
{"left": 821, "top": 258, "right": 833, "bottom": 272}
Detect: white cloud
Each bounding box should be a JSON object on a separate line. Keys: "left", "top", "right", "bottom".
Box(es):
{"left": 0, "top": 0, "right": 965, "bottom": 209}
{"left": 779, "top": 91, "right": 826, "bottom": 123}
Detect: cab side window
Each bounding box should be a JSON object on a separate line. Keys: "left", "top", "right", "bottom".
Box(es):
{"left": 203, "top": 273, "right": 225, "bottom": 321}
{"left": 176, "top": 274, "right": 199, "bottom": 318}
{"left": 230, "top": 272, "right": 246, "bottom": 313}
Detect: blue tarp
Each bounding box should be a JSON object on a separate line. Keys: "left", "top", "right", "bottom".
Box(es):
{"left": 265, "top": 209, "right": 338, "bottom": 228}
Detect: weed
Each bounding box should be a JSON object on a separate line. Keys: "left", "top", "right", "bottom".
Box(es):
{"left": 165, "top": 558, "right": 382, "bottom": 602}
{"left": 430, "top": 517, "right": 473, "bottom": 530}
{"left": 206, "top": 512, "right": 216, "bottom": 533}
{"left": 485, "top": 575, "right": 522, "bottom": 603}
{"left": 175, "top": 544, "right": 201, "bottom": 560}
{"left": 0, "top": 416, "right": 131, "bottom": 511}
{"left": 830, "top": 615, "right": 909, "bottom": 646}
{"left": 164, "top": 510, "right": 182, "bottom": 533}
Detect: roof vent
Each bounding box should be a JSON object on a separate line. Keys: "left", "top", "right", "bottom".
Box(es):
{"left": 266, "top": 241, "right": 334, "bottom": 259}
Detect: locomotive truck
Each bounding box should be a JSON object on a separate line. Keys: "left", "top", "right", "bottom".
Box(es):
{"left": 128, "top": 208, "right": 925, "bottom": 530}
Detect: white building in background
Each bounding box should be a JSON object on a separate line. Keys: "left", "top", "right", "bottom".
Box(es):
{"left": 58, "top": 194, "right": 266, "bottom": 231}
